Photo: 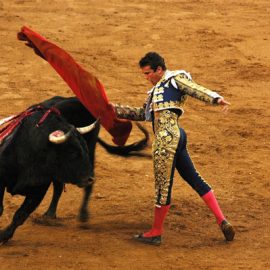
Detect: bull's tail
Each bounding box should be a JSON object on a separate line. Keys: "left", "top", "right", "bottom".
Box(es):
{"left": 97, "top": 123, "right": 150, "bottom": 157}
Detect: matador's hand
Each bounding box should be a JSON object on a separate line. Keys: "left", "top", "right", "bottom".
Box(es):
{"left": 217, "top": 98, "right": 230, "bottom": 113}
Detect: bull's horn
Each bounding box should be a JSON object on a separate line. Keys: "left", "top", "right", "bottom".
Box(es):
{"left": 49, "top": 130, "right": 72, "bottom": 144}
{"left": 0, "top": 115, "right": 16, "bottom": 126}
{"left": 76, "top": 119, "right": 99, "bottom": 134}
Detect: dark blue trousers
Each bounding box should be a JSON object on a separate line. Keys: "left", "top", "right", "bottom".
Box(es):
{"left": 166, "top": 128, "right": 212, "bottom": 205}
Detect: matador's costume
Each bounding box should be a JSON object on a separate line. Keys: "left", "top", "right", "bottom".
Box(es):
{"left": 114, "top": 70, "right": 234, "bottom": 244}
{"left": 115, "top": 70, "right": 221, "bottom": 205}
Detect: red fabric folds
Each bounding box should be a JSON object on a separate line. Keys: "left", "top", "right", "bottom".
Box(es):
{"left": 17, "top": 26, "right": 131, "bottom": 146}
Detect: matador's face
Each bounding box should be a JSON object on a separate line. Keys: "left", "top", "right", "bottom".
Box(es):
{"left": 141, "top": 65, "right": 164, "bottom": 86}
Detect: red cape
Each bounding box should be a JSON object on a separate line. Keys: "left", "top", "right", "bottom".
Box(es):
{"left": 17, "top": 26, "right": 131, "bottom": 146}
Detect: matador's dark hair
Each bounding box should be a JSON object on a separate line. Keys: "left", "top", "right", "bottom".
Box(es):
{"left": 139, "top": 52, "right": 167, "bottom": 71}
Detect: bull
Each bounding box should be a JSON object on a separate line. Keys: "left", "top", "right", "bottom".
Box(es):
{"left": 38, "top": 96, "right": 149, "bottom": 222}
{"left": 0, "top": 96, "right": 149, "bottom": 244}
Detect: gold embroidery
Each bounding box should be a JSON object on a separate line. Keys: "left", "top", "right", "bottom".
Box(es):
{"left": 174, "top": 75, "right": 219, "bottom": 104}
{"left": 114, "top": 104, "right": 145, "bottom": 121}
{"left": 152, "top": 94, "right": 164, "bottom": 103}
{"left": 153, "top": 100, "right": 186, "bottom": 111}
{"left": 155, "top": 87, "right": 164, "bottom": 94}
{"left": 152, "top": 110, "right": 180, "bottom": 205}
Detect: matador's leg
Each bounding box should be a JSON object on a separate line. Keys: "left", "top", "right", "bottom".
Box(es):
{"left": 134, "top": 110, "right": 180, "bottom": 245}
{"left": 175, "top": 128, "right": 235, "bottom": 241}
{"left": 152, "top": 110, "right": 180, "bottom": 206}
{"left": 175, "top": 128, "right": 211, "bottom": 196}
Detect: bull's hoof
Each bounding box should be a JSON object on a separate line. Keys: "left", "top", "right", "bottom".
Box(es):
{"left": 43, "top": 210, "right": 57, "bottom": 219}
{"left": 0, "top": 230, "right": 12, "bottom": 245}
{"left": 78, "top": 210, "right": 89, "bottom": 223}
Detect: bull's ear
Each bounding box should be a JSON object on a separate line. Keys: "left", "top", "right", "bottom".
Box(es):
{"left": 49, "top": 130, "right": 71, "bottom": 144}
{"left": 76, "top": 119, "right": 99, "bottom": 134}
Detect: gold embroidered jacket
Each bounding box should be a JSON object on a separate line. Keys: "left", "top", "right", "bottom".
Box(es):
{"left": 114, "top": 70, "right": 222, "bottom": 123}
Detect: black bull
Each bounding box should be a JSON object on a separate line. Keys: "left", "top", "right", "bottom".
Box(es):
{"left": 0, "top": 96, "right": 149, "bottom": 244}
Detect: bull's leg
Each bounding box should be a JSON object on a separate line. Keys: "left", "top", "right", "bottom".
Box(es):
{"left": 0, "top": 183, "right": 5, "bottom": 216}
{"left": 0, "top": 185, "right": 49, "bottom": 244}
{"left": 78, "top": 180, "right": 94, "bottom": 222}
{"left": 43, "top": 181, "right": 64, "bottom": 218}
{"left": 78, "top": 126, "right": 98, "bottom": 223}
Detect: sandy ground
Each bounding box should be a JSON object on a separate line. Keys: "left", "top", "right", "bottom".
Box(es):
{"left": 0, "top": 0, "right": 270, "bottom": 269}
